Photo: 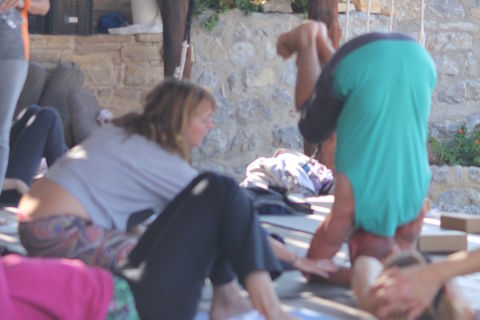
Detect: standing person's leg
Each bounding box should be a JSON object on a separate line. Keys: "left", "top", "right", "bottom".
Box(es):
{"left": 277, "top": 21, "right": 334, "bottom": 110}
{"left": 123, "top": 172, "right": 289, "bottom": 320}
{"left": 0, "top": 59, "right": 28, "bottom": 193}
{"left": 394, "top": 200, "right": 429, "bottom": 251}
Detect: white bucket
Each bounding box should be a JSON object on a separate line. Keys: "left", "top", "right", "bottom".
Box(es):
{"left": 131, "top": 0, "right": 162, "bottom": 25}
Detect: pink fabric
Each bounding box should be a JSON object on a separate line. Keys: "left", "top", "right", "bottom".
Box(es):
{"left": 0, "top": 254, "right": 114, "bottom": 320}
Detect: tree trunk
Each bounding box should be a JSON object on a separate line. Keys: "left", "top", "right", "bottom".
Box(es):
{"left": 304, "top": 0, "right": 340, "bottom": 170}
{"left": 308, "top": 0, "right": 340, "bottom": 48}
{"left": 159, "top": 0, "right": 192, "bottom": 79}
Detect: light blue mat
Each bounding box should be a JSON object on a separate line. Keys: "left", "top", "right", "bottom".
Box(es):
{"left": 194, "top": 308, "right": 334, "bottom": 320}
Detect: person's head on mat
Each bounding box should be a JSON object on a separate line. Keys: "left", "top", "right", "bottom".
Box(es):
{"left": 353, "top": 252, "right": 472, "bottom": 320}
{"left": 113, "top": 78, "right": 216, "bottom": 160}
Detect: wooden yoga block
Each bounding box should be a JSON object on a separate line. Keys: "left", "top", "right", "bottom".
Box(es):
{"left": 440, "top": 213, "right": 480, "bottom": 233}
{"left": 352, "top": 0, "right": 381, "bottom": 13}
{"left": 417, "top": 230, "right": 467, "bottom": 253}
{"left": 338, "top": 2, "right": 356, "bottom": 13}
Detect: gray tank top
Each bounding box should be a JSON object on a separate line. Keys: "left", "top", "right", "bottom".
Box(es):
{"left": 46, "top": 124, "right": 198, "bottom": 231}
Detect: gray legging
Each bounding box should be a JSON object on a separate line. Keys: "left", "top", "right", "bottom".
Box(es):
{"left": 0, "top": 59, "right": 28, "bottom": 193}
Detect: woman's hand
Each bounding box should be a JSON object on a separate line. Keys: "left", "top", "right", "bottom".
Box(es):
{"left": 293, "top": 256, "right": 338, "bottom": 279}
{"left": 0, "top": 0, "right": 24, "bottom": 13}
{"left": 367, "top": 264, "right": 443, "bottom": 320}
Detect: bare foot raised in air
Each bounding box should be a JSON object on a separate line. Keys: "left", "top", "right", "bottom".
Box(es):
{"left": 277, "top": 20, "right": 334, "bottom": 65}
{"left": 277, "top": 21, "right": 320, "bottom": 59}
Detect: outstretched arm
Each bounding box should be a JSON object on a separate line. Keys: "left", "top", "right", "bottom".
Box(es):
{"left": 369, "top": 250, "right": 480, "bottom": 319}
{"left": 268, "top": 237, "right": 338, "bottom": 278}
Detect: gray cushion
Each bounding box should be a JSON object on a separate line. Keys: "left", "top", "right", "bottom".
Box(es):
{"left": 14, "top": 61, "right": 48, "bottom": 119}
{"left": 68, "top": 87, "right": 101, "bottom": 144}
{"left": 39, "top": 62, "right": 85, "bottom": 146}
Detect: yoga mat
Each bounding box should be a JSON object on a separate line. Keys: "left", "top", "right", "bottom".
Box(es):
{"left": 194, "top": 308, "right": 335, "bottom": 320}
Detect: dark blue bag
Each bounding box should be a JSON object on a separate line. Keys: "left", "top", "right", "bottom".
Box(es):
{"left": 97, "top": 12, "right": 128, "bottom": 34}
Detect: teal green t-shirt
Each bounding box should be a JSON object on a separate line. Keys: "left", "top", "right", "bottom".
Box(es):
{"left": 300, "top": 33, "right": 437, "bottom": 236}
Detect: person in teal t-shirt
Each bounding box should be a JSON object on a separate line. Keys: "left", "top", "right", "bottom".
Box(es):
{"left": 277, "top": 21, "right": 436, "bottom": 280}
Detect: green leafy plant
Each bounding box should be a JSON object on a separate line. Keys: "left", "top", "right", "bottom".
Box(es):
{"left": 429, "top": 125, "right": 480, "bottom": 166}
{"left": 291, "top": 0, "right": 308, "bottom": 13}
{"left": 194, "top": 0, "right": 261, "bottom": 30}
{"left": 203, "top": 14, "right": 219, "bottom": 31}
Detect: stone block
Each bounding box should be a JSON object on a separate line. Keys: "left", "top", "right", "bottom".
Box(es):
{"left": 441, "top": 213, "right": 480, "bottom": 233}
{"left": 66, "top": 56, "right": 115, "bottom": 86}
{"left": 272, "top": 87, "right": 293, "bottom": 108}
{"left": 265, "top": 41, "right": 276, "bottom": 60}
{"left": 428, "top": 0, "right": 465, "bottom": 18}
{"left": 465, "top": 52, "right": 478, "bottom": 77}
{"left": 121, "top": 45, "right": 162, "bottom": 63}
{"left": 135, "top": 34, "right": 163, "bottom": 43}
{"left": 465, "top": 80, "right": 480, "bottom": 101}
{"left": 427, "top": 32, "right": 473, "bottom": 52}
{"left": 272, "top": 125, "right": 302, "bottom": 149}
{"left": 352, "top": 0, "right": 381, "bottom": 13}
{"left": 197, "top": 70, "right": 220, "bottom": 90}
{"left": 75, "top": 43, "right": 123, "bottom": 55}
{"left": 234, "top": 23, "right": 254, "bottom": 40}
{"left": 75, "top": 35, "right": 135, "bottom": 44}
{"left": 261, "top": 0, "right": 292, "bottom": 13}
{"left": 281, "top": 59, "right": 297, "bottom": 87}
{"left": 466, "top": 113, "right": 480, "bottom": 132}
{"left": 200, "top": 128, "right": 229, "bottom": 157}
{"left": 30, "top": 35, "right": 75, "bottom": 50}
{"left": 435, "top": 56, "right": 459, "bottom": 76}
{"left": 30, "top": 50, "right": 60, "bottom": 65}
{"left": 436, "top": 82, "right": 466, "bottom": 104}
{"left": 230, "top": 130, "right": 261, "bottom": 153}
{"left": 431, "top": 165, "right": 450, "bottom": 182}
{"left": 417, "top": 230, "right": 467, "bottom": 253}
{"left": 243, "top": 65, "right": 276, "bottom": 88}
{"left": 124, "top": 65, "right": 164, "bottom": 86}
{"left": 196, "top": 38, "right": 226, "bottom": 62}
{"left": 212, "top": 93, "right": 233, "bottom": 124}
{"left": 235, "top": 99, "right": 271, "bottom": 125}
{"left": 229, "top": 42, "right": 256, "bottom": 65}
{"left": 469, "top": 167, "right": 480, "bottom": 183}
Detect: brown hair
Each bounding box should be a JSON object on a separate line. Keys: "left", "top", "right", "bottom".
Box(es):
{"left": 113, "top": 78, "right": 215, "bottom": 160}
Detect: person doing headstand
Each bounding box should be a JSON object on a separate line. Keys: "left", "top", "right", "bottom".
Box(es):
{"left": 276, "top": 22, "right": 437, "bottom": 274}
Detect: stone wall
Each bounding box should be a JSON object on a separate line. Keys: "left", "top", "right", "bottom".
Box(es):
{"left": 430, "top": 166, "right": 480, "bottom": 214}
{"left": 30, "top": 34, "right": 163, "bottom": 115}
{"left": 30, "top": 0, "right": 480, "bottom": 211}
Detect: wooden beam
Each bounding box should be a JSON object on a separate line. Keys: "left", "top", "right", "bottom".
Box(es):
{"left": 158, "top": 0, "right": 192, "bottom": 79}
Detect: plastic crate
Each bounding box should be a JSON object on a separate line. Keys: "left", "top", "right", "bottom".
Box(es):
{"left": 48, "top": 0, "right": 93, "bottom": 35}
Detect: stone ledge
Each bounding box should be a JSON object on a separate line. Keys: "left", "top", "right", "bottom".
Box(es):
{"left": 429, "top": 165, "right": 480, "bottom": 214}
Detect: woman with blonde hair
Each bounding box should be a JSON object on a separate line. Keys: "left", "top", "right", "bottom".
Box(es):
{"left": 15, "top": 79, "right": 334, "bottom": 319}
